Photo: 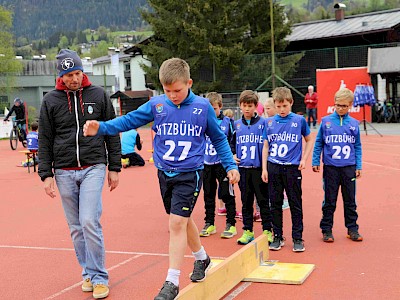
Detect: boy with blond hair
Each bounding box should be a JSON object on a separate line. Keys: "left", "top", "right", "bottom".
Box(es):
{"left": 200, "top": 92, "right": 237, "bottom": 239}
{"left": 312, "top": 88, "right": 363, "bottom": 242}
{"left": 231, "top": 90, "right": 273, "bottom": 245}
{"left": 83, "top": 58, "right": 240, "bottom": 300}
{"left": 262, "top": 87, "right": 313, "bottom": 252}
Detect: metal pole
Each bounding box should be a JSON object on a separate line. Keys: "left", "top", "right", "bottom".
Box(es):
{"left": 270, "top": 0, "right": 276, "bottom": 89}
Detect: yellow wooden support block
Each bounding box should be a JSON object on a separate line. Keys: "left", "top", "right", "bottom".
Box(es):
{"left": 243, "top": 261, "right": 315, "bottom": 285}
{"left": 178, "top": 235, "right": 269, "bottom": 300}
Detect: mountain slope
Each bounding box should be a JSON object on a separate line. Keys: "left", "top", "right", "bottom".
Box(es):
{"left": 0, "top": 0, "right": 148, "bottom": 40}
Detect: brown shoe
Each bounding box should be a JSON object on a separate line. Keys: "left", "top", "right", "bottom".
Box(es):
{"left": 93, "top": 284, "right": 109, "bottom": 299}
{"left": 81, "top": 278, "right": 93, "bottom": 292}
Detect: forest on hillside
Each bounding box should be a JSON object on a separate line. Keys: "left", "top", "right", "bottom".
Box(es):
{"left": 0, "top": 0, "right": 148, "bottom": 40}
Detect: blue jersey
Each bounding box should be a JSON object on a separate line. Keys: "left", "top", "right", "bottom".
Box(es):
{"left": 234, "top": 116, "right": 265, "bottom": 168}
{"left": 121, "top": 129, "right": 138, "bottom": 155}
{"left": 264, "top": 113, "right": 310, "bottom": 165}
{"left": 312, "top": 112, "right": 362, "bottom": 168}
{"left": 97, "top": 90, "right": 238, "bottom": 173}
{"left": 27, "top": 131, "right": 38, "bottom": 150}
{"left": 205, "top": 115, "right": 231, "bottom": 165}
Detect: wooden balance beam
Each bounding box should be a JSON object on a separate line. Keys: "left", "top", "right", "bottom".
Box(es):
{"left": 178, "top": 235, "right": 315, "bottom": 300}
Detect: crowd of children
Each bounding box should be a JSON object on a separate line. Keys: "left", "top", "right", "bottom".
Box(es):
{"left": 54, "top": 56, "right": 362, "bottom": 300}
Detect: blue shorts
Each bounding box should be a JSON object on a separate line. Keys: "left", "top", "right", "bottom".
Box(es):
{"left": 158, "top": 170, "right": 203, "bottom": 217}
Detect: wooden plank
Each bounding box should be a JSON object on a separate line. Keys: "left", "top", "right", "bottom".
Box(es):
{"left": 178, "top": 235, "right": 268, "bottom": 300}
{"left": 243, "top": 262, "right": 315, "bottom": 285}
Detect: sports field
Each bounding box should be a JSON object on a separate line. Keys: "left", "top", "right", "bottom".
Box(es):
{"left": 1, "top": 124, "right": 399, "bottom": 299}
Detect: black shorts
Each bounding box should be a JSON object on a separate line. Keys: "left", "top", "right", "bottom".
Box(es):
{"left": 158, "top": 170, "right": 203, "bottom": 217}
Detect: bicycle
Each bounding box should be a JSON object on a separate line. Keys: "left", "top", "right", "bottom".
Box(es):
{"left": 375, "top": 100, "right": 394, "bottom": 123}
{"left": 8, "top": 118, "right": 27, "bottom": 150}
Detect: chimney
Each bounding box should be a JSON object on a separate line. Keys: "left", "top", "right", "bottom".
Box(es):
{"left": 334, "top": 3, "right": 346, "bottom": 21}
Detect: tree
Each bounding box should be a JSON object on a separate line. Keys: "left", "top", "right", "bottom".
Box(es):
{"left": 0, "top": 6, "right": 23, "bottom": 98}
{"left": 140, "top": 0, "right": 292, "bottom": 93}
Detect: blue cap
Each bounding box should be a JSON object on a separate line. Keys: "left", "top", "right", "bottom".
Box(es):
{"left": 56, "top": 49, "right": 84, "bottom": 77}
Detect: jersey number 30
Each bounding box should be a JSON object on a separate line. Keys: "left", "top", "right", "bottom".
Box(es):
{"left": 163, "top": 140, "right": 192, "bottom": 161}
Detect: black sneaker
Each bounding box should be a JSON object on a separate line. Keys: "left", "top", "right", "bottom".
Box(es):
{"left": 269, "top": 236, "right": 285, "bottom": 251}
{"left": 190, "top": 255, "right": 212, "bottom": 282}
{"left": 293, "top": 239, "right": 305, "bottom": 252}
{"left": 347, "top": 230, "right": 363, "bottom": 241}
{"left": 323, "top": 231, "right": 334, "bottom": 242}
{"left": 154, "top": 281, "right": 179, "bottom": 300}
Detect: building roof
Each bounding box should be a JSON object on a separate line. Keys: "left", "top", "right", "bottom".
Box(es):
{"left": 368, "top": 46, "right": 400, "bottom": 74}
{"left": 287, "top": 8, "right": 400, "bottom": 42}
{"left": 92, "top": 52, "right": 131, "bottom": 65}
{"left": 110, "top": 90, "right": 153, "bottom": 99}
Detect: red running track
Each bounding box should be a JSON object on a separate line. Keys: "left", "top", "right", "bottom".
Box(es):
{"left": 1, "top": 127, "right": 400, "bottom": 299}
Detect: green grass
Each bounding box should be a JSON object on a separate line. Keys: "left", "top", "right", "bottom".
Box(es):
{"left": 279, "top": 0, "right": 307, "bottom": 9}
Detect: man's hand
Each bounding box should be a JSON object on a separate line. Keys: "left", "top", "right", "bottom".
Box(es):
{"left": 44, "top": 177, "right": 56, "bottom": 198}
{"left": 83, "top": 120, "right": 100, "bottom": 136}
{"left": 227, "top": 169, "right": 240, "bottom": 184}
{"left": 312, "top": 166, "right": 320, "bottom": 172}
{"left": 108, "top": 171, "right": 119, "bottom": 191}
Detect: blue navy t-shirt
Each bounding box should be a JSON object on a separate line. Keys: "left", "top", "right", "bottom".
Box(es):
{"left": 151, "top": 95, "right": 208, "bottom": 171}
{"left": 234, "top": 117, "right": 265, "bottom": 168}
{"left": 27, "top": 131, "right": 38, "bottom": 150}
{"left": 264, "top": 113, "right": 310, "bottom": 165}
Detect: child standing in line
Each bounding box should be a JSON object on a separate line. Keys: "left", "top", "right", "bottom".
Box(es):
{"left": 200, "top": 92, "right": 237, "bottom": 239}
{"left": 262, "top": 87, "right": 313, "bottom": 252}
{"left": 312, "top": 88, "right": 363, "bottom": 242}
{"left": 264, "top": 98, "right": 290, "bottom": 211}
{"left": 231, "top": 90, "right": 273, "bottom": 245}
{"left": 83, "top": 58, "right": 240, "bottom": 300}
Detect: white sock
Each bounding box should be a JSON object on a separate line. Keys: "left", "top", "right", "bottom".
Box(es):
{"left": 166, "top": 268, "right": 180, "bottom": 287}
{"left": 192, "top": 246, "right": 207, "bottom": 261}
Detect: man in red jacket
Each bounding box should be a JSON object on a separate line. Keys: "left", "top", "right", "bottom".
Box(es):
{"left": 304, "top": 85, "right": 318, "bottom": 128}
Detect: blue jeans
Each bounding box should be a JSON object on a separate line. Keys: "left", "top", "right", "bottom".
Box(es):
{"left": 306, "top": 108, "right": 317, "bottom": 127}
{"left": 55, "top": 164, "right": 108, "bottom": 285}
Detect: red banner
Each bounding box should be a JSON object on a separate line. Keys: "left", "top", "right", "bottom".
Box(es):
{"left": 316, "top": 67, "right": 371, "bottom": 122}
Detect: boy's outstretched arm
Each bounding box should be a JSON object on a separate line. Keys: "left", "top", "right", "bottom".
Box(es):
{"left": 83, "top": 120, "right": 100, "bottom": 136}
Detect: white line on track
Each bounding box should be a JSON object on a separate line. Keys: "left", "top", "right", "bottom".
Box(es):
{"left": 364, "top": 161, "right": 400, "bottom": 171}
{"left": 223, "top": 282, "right": 252, "bottom": 299}
{"left": 0, "top": 244, "right": 228, "bottom": 259}
{"left": 44, "top": 255, "right": 141, "bottom": 299}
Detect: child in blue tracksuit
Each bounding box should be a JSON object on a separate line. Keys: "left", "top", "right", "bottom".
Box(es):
{"left": 200, "top": 92, "right": 237, "bottom": 239}
{"left": 312, "top": 88, "right": 363, "bottom": 242}
{"left": 83, "top": 58, "right": 240, "bottom": 300}
{"left": 231, "top": 90, "right": 273, "bottom": 246}
{"left": 262, "top": 87, "right": 313, "bottom": 253}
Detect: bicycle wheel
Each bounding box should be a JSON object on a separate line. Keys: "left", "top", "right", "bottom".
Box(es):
{"left": 385, "top": 107, "right": 394, "bottom": 123}
{"left": 10, "top": 127, "right": 18, "bottom": 150}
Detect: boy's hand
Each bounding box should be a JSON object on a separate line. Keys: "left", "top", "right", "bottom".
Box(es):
{"left": 261, "top": 170, "right": 268, "bottom": 183}
{"left": 233, "top": 154, "right": 240, "bottom": 165}
{"left": 312, "top": 166, "right": 320, "bottom": 172}
{"left": 227, "top": 169, "right": 240, "bottom": 184}
{"left": 298, "top": 159, "right": 307, "bottom": 170}
{"left": 83, "top": 120, "right": 100, "bottom": 136}
{"left": 356, "top": 170, "right": 362, "bottom": 179}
